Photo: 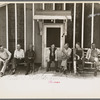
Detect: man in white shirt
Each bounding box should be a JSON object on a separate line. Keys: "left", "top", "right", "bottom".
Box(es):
{"left": 86, "top": 43, "right": 100, "bottom": 76}
{"left": 12, "top": 44, "right": 25, "bottom": 74}
{"left": 0, "top": 45, "right": 11, "bottom": 77}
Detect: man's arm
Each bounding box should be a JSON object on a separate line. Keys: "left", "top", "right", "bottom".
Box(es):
{"left": 97, "top": 49, "right": 100, "bottom": 55}
{"left": 25, "top": 50, "right": 28, "bottom": 59}
{"left": 46, "top": 49, "right": 50, "bottom": 62}
{"left": 55, "top": 49, "right": 58, "bottom": 61}
{"left": 86, "top": 49, "right": 91, "bottom": 60}
{"left": 67, "top": 48, "right": 72, "bottom": 57}
{"left": 5, "top": 49, "right": 12, "bottom": 60}
{"left": 14, "top": 50, "right": 17, "bottom": 58}
{"left": 22, "top": 49, "right": 25, "bottom": 58}
{"left": 63, "top": 48, "right": 72, "bottom": 59}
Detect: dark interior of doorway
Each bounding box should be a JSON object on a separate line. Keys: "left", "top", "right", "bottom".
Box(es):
{"left": 46, "top": 27, "right": 60, "bottom": 47}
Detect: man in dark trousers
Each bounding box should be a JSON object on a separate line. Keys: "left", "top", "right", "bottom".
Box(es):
{"left": 25, "top": 44, "right": 35, "bottom": 75}
{"left": 46, "top": 44, "right": 58, "bottom": 72}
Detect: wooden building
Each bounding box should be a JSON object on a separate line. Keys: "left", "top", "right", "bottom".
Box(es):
{"left": 0, "top": 2, "right": 100, "bottom": 67}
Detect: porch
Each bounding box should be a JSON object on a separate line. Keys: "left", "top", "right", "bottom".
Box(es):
{"left": 0, "top": 2, "right": 100, "bottom": 68}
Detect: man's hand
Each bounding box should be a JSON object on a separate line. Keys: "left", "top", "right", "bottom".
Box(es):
{"left": 46, "top": 59, "right": 49, "bottom": 62}
{"left": 5, "top": 59, "right": 9, "bottom": 63}
{"left": 77, "top": 56, "right": 80, "bottom": 60}
{"left": 55, "top": 59, "right": 57, "bottom": 61}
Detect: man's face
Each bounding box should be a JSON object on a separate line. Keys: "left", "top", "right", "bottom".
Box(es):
{"left": 17, "top": 45, "right": 21, "bottom": 50}
{"left": 76, "top": 44, "right": 79, "bottom": 49}
{"left": 65, "top": 44, "right": 68, "bottom": 49}
{"left": 0, "top": 46, "right": 4, "bottom": 52}
{"left": 92, "top": 44, "right": 95, "bottom": 49}
{"left": 29, "top": 45, "right": 33, "bottom": 50}
{"left": 51, "top": 44, "right": 55, "bottom": 49}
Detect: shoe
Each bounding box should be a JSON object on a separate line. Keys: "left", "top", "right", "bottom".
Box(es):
{"left": 11, "top": 69, "right": 15, "bottom": 75}
{"left": 25, "top": 72, "right": 28, "bottom": 75}
{"left": 63, "top": 70, "right": 67, "bottom": 75}
{"left": 94, "top": 71, "right": 97, "bottom": 76}
{"left": 46, "top": 68, "right": 50, "bottom": 72}
{"left": 0, "top": 72, "right": 3, "bottom": 77}
{"left": 55, "top": 69, "right": 59, "bottom": 72}
{"left": 30, "top": 70, "right": 33, "bottom": 73}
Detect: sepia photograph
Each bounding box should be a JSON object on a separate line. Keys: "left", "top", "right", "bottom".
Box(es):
{"left": 0, "top": 0, "right": 100, "bottom": 98}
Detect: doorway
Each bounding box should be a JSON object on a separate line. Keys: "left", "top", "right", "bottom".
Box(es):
{"left": 42, "top": 24, "right": 65, "bottom": 67}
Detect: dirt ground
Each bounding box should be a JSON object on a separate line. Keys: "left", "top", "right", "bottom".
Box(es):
{"left": 0, "top": 68, "right": 100, "bottom": 98}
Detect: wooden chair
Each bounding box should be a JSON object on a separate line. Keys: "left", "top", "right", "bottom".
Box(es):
{"left": 83, "top": 48, "right": 96, "bottom": 76}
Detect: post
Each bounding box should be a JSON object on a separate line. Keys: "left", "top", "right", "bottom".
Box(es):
{"left": 91, "top": 3, "right": 94, "bottom": 44}
{"left": 15, "top": 3, "right": 17, "bottom": 49}
{"left": 73, "top": 3, "right": 76, "bottom": 74}
{"left": 53, "top": 3, "right": 55, "bottom": 10}
{"left": 64, "top": 3, "right": 66, "bottom": 10}
{"left": 24, "top": 3, "right": 26, "bottom": 51}
{"left": 6, "top": 4, "right": 8, "bottom": 50}
{"left": 43, "top": 3, "right": 45, "bottom": 10}
{"left": 32, "top": 3, "right": 35, "bottom": 49}
{"left": 81, "top": 3, "right": 84, "bottom": 48}
{"left": 73, "top": 3, "right": 76, "bottom": 49}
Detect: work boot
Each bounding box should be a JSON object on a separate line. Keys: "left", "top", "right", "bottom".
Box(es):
{"left": 11, "top": 69, "right": 16, "bottom": 75}
{"left": 0, "top": 72, "right": 3, "bottom": 77}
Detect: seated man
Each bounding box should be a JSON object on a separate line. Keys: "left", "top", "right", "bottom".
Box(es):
{"left": 86, "top": 43, "right": 100, "bottom": 76}
{"left": 74, "top": 42, "right": 84, "bottom": 74}
{"left": 46, "top": 44, "right": 58, "bottom": 72}
{"left": 12, "top": 44, "right": 25, "bottom": 74}
{"left": 0, "top": 45, "right": 11, "bottom": 77}
{"left": 25, "top": 44, "right": 35, "bottom": 75}
{"left": 61, "top": 43, "right": 72, "bottom": 74}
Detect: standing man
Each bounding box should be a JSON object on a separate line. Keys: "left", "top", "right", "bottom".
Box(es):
{"left": 12, "top": 44, "right": 25, "bottom": 74}
{"left": 0, "top": 45, "right": 11, "bottom": 77}
{"left": 61, "top": 43, "right": 72, "bottom": 74}
{"left": 25, "top": 44, "right": 35, "bottom": 75}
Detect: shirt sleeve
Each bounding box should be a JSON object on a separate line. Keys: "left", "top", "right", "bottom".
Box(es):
{"left": 55, "top": 49, "right": 58, "bottom": 61}
{"left": 67, "top": 48, "right": 72, "bottom": 56}
{"left": 97, "top": 49, "right": 100, "bottom": 54}
{"left": 22, "top": 49, "right": 25, "bottom": 58}
{"left": 86, "top": 49, "right": 91, "bottom": 60}
{"left": 14, "top": 50, "right": 17, "bottom": 58}
{"left": 46, "top": 49, "right": 50, "bottom": 62}
{"left": 5, "top": 49, "right": 12, "bottom": 59}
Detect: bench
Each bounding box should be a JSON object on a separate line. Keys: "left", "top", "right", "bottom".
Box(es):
{"left": 83, "top": 48, "right": 100, "bottom": 76}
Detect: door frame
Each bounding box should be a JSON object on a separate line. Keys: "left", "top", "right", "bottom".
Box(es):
{"left": 42, "top": 24, "right": 65, "bottom": 67}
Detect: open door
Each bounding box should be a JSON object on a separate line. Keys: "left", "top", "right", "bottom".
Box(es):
{"left": 42, "top": 24, "right": 65, "bottom": 67}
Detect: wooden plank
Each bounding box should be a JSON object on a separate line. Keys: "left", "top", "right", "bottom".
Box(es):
{"left": 53, "top": 3, "right": 55, "bottom": 10}
{"left": 81, "top": 3, "right": 84, "bottom": 48}
{"left": 32, "top": 3, "right": 35, "bottom": 49}
{"left": 73, "top": 3, "right": 76, "bottom": 74}
{"left": 35, "top": 10, "right": 71, "bottom": 16}
{"left": 15, "top": 3, "right": 17, "bottom": 49}
{"left": 24, "top": 3, "right": 26, "bottom": 51}
{"left": 6, "top": 4, "right": 8, "bottom": 50}
{"left": 33, "top": 15, "right": 71, "bottom": 20}
{"left": 91, "top": 3, "right": 94, "bottom": 44}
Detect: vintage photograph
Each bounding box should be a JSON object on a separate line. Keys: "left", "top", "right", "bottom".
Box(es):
{"left": 0, "top": 1, "right": 100, "bottom": 98}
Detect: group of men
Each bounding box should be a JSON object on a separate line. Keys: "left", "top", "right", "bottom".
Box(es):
{"left": 0, "top": 42, "right": 100, "bottom": 77}
{"left": 46, "top": 43, "right": 72, "bottom": 74}
{"left": 0, "top": 44, "right": 35, "bottom": 77}
{"left": 46, "top": 43, "right": 100, "bottom": 75}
